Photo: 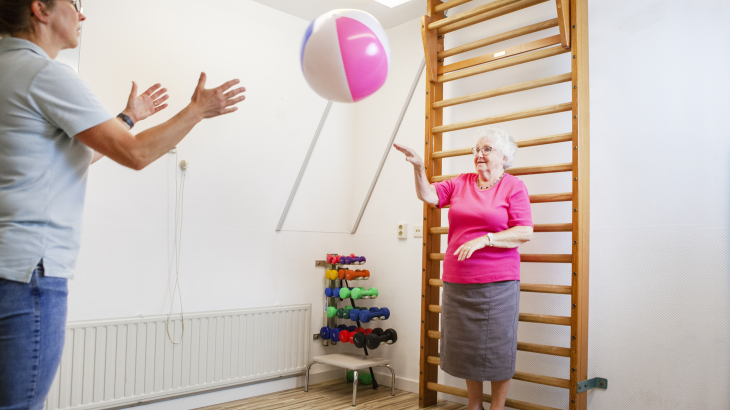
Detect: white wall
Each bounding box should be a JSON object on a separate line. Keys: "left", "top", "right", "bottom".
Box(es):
{"left": 351, "top": 0, "right": 730, "bottom": 409}
{"left": 71, "top": 0, "right": 361, "bottom": 407}
{"left": 68, "top": 0, "right": 730, "bottom": 408}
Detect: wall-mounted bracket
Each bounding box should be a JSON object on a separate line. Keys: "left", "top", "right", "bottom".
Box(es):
{"left": 315, "top": 260, "right": 326, "bottom": 267}
{"left": 577, "top": 377, "right": 607, "bottom": 393}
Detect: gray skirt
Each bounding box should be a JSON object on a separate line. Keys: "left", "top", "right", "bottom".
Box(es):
{"left": 440, "top": 280, "right": 520, "bottom": 381}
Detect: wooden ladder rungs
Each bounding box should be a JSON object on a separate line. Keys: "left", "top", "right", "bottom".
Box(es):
{"left": 438, "top": 46, "right": 569, "bottom": 83}
{"left": 429, "top": 0, "right": 524, "bottom": 31}
{"left": 428, "top": 304, "right": 571, "bottom": 326}
{"left": 432, "top": 163, "right": 572, "bottom": 182}
{"left": 429, "top": 223, "right": 572, "bottom": 235}
{"left": 429, "top": 253, "right": 572, "bottom": 263}
{"left": 428, "top": 278, "right": 571, "bottom": 294}
{"left": 433, "top": 73, "right": 572, "bottom": 109}
{"left": 426, "top": 331, "right": 570, "bottom": 357}
{"left": 440, "top": 18, "right": 559, "bottom": 59}
{"left": 427, "top": 357, "right": 569, "bottom": 389}
{"left": 439, "top": 35, "right": 561, "bottom": 75}
{"left": 432, "top": 103, "right": 572, "bottom": 134}
{"left": 430, "top": 192, "right": 572, "bottom": 208}
{"left": 529, "top": 192, "right": 572, "bottom": 203}
{"left": 432, "top": 131, "right": 572, "bottom": 157}
{"left": 427, "top": 382, "right": 562, "bottom": 410}
{"left": 437, "top": 0, "right": 549, "bottom": 35}
{"left": 433, "top": 132, "right": 572, "bottom": 158}
{"left": 434, "top": 0, "right": 473, "bottom": 13}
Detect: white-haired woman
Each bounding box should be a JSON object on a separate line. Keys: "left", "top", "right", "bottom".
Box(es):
{"left": 394, "top": 128, "right": 533, "bottom": 410}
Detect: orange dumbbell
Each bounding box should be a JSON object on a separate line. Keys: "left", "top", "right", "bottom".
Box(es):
{"left": 345, "top": 269, "right": 370, "bottom": 281}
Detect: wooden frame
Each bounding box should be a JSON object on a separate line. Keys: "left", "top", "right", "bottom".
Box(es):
{"left": 418, "top": 0, "right": 590, "bottom": 409}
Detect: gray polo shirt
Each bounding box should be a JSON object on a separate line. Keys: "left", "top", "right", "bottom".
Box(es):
{"left": 0, "top": 37, "right": 112, "bottom": 283}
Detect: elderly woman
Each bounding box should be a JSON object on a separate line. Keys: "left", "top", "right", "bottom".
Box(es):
{"left": 0, "top": 0, "right": 245, "bottom": 408}
{"left": 394, "top": 128, "right": 533, "bottom": 410}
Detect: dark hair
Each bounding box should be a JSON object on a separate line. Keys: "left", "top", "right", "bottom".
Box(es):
{"left": 0, "top": 0, "right": 55, "bottom": 35}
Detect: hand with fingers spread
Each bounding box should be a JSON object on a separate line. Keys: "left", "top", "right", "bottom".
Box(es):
{"left": 122, "top": 82, "right": 169, "bottom": 124}
{"left": 393, "top": 142, "right": 425, "bottom": 171}
{"left": 453, "top": 236, "right": 489, "bottom": 262}
{"left": 189, "top": 72, "right": 246, "bottom": 120}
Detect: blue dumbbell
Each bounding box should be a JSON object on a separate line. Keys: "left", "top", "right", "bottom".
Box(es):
{"left": 349, "top": 308, "right": 362, "bottom": 321}
{"left": 325, "top": 288, "right": 343, "bottom": 298}
{"left": 347, "top": 325, "right": 357, "bottom": 332}
{"left": 337, "top": 324, "right": 348, "bottom": 330}
{"left": 360, "top": 307, "right": 390, "bottom": 323}
{"left": 320, "top": 327, "right": 331, "bottom": 340}
{"left": 330, "top": 328, "right": 341, "bottom": 342}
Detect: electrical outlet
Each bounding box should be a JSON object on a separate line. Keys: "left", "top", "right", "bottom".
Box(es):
{"left": 398, "top": 223, "right": 408, "bottom": 239}
{"left": 414, "top": 225, "right": 423, "bottom": 238}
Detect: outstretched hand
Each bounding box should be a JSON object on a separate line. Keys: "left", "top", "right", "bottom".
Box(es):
{"left": 124, "top": 82, "right": 169, "bottom": 123}
{"left": 393, "top": 143, "right": 425, "bottom": 170}
{"left": 190, "top": 73, "right": 246, "bottom": 120}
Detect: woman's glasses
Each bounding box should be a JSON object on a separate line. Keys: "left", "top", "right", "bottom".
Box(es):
{"left": 64, "top": 0, "right": 83, "bottom": 13}
{"left": 472, "top": 146, "right": 496, "bottom": 156}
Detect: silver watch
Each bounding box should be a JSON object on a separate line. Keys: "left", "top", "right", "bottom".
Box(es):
{"left": 486, "top": 233, "right": 494, "bottom": 247}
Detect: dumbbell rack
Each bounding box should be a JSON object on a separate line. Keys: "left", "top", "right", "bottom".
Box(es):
{"left": 320, "top": 254, "right": 381, "bottom": 389}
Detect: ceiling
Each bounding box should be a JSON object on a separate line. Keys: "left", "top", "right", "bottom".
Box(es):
{"left": 248, "top": 0, "right": 427, "bottom": 29}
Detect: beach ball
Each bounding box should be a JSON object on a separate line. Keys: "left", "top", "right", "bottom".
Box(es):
{"left": 301, "top": 9, "right": 390, "bottom": 103}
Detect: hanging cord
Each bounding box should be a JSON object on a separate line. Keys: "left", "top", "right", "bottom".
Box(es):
{"left": 166, "top": 151, "right": 186, "bottom": 344}
{"left": 344, "top": 278, "right": 379, "bottom": 390}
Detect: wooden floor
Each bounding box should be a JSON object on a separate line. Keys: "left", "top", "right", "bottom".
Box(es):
{"left": 196, "top": 379, "right": 466, "bottom": 410}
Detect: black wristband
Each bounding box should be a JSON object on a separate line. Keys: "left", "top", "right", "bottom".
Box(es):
{"left": 116, "top": 113, "right": 134, "bottom": 129}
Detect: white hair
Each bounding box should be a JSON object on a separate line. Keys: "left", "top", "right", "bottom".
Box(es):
{"left": 474, "top": 127, "right": 517, "bottom": 169}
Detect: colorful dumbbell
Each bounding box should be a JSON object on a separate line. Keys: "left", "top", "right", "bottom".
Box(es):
{"left": 325, "top": 270, "right": 338, "bottom": 280}
{"left": 360, "top": 307, "right": 390, "bottom": 323}
{"left": 336, "top": 305, "right": 354, "bottom": 319}
{"left": 326, "top": 287, "right": 357, "bottom": 298}
{"left": 365, "top": 328, "right": 397, "bottom": 349}
{"left": 349, "top": 308, "right": 362, "bottom": 322}
{"left": 339, "top": 287, "right": 363, "bottom": 299}
{"left": 345, "top": 269, "right": 370, "bottom": 281}
{"left": 320, "top": 326, "right": 331, "bottom": 340}
{"left": 326, "top": 306, "right": 337, "bottom": 318}
{"left": 346, "top": 370, "right": 372, "bottom": 385}
{"left": 351, "top": 287, "right": 378, "bottom": 299}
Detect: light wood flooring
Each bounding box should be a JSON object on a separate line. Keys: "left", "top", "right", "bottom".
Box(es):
{"left": 196, "top": 379, "right": 466, "bottom": 410}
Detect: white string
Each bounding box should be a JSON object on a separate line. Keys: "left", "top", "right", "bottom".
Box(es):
{"left": 166, "top": 151, "right": 186, "bottom": 344}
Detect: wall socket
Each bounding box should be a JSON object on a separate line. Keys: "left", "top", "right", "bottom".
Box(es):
{"left": 414, "top": 225, "right": 423, "bottom": 238}
{"left": 397, "top": 223, "right": 408, "bottom": 239}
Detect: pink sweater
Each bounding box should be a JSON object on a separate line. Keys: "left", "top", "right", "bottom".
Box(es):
{"left": 434, "top": 173, "right": 533, "bottom": 284}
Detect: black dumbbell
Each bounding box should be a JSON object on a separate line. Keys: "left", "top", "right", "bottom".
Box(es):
{"left": 352, "top": 327, "right": 383, "bottom": 348}
{"left": 365, "top": 328, "right": 397, "bottom": 349}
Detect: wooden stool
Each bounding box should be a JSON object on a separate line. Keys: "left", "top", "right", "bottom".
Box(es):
{"left": 305, "top": 353, "right": 396, "bottom": 406}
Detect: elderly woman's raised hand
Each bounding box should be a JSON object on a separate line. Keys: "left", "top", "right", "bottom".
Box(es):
{"left": 393, "top": 143, "right": 425, "bottom": 170}
{"left": 189, "top": 73, "right": 246, "bottom": 120}
{"left": 123, "top": 82, "right": 169, "bottom": 124}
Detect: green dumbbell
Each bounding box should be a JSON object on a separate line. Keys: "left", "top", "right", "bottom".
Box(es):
{"left": 336, "top": 305, "right": 354, "bottom": 319}
{"left": 347, "top": 370, "right": 372, "bottom": 385}
{"left": 326, "top": 306, "right": 337, "bottom": 318}
{"left": 339, "top": 287, "right": 364, "bottom": 299}
{"left": 352, "top": 287, "right": 378, "bottom": 300}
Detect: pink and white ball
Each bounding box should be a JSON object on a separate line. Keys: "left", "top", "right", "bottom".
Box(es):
{"left": 301, "top": 9, "right": 390, "bottom": 103}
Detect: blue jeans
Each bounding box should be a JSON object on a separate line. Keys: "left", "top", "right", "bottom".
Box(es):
{"left": 0, "top": 263, "right": 68, "bottom": 410}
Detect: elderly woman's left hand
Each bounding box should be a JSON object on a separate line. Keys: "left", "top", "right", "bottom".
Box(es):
{"left": 122, "top": 82, "right": 169, "bottom": 124}
{"left": 454, "top": 236, "right": 490, "bottom": 261}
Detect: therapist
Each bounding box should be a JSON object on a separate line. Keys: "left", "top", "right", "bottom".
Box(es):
{"left": 0, "top": 0, "right": 246, "bottom": 408}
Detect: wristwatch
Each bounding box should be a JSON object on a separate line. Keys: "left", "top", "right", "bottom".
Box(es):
{"left": 486, "top": 233, "right": 494, "bottom": 247}
{"left": 116, "top": 113, "right": 134, "bottom": 129}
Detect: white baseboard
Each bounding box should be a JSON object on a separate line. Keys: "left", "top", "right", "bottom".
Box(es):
{"left": 122, "top": 369, "right": 343, "bottom": 410}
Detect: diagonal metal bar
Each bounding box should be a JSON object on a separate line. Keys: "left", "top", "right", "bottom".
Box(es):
{"left": 276, "top": 100, "right": 333, "bottom": 231}
{"left": 351, "top": 57, "right": 426, "bottom": 234}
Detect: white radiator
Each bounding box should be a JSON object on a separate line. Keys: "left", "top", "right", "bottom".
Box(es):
{"left": 44, "top": 305, "right": 311, "bottom": 410}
